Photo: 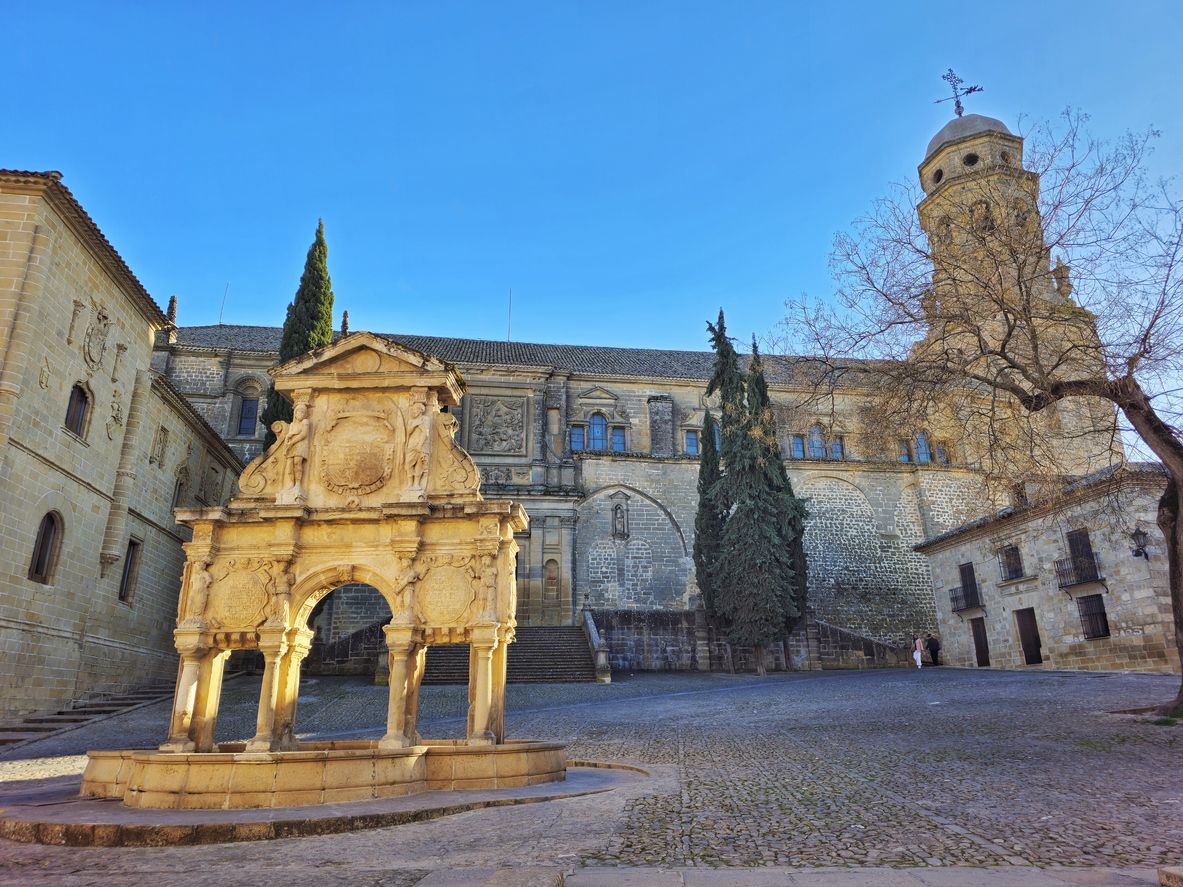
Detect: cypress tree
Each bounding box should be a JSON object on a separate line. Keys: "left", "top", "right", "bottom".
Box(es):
{"left": 746, "top": 338, "right": 809, "bottom": 634}
{"left": 705, "top": 311, "right": 746, "bottom": 501}
{"left": 260, "top": 219, "right": 336, "bottom": 446}
{"left": 693, "top": 410, "right": 725, "bottom": 616}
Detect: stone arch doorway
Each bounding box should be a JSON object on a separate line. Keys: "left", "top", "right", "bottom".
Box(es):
{"left": 304, "top": 583, "right": 392, "bottom": 675}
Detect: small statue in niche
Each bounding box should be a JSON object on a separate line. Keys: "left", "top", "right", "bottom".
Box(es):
{"left": 282, "top": 402, "right": 311, "bottom": 493}
{"left": 613, "top": 504, "right": 628, "bottom": 539}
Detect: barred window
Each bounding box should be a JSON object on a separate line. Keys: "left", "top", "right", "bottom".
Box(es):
{"left": 1077, "top": 594, "right": 1110, "bottom": 639}
{"left": 999, "top": 544, "right": 1024, "bottom": 581}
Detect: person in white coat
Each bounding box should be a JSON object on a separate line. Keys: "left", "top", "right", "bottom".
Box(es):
{"left": 911, "top": 634, "right": 924, "bottom": 669}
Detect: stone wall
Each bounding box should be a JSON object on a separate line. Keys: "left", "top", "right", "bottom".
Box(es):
{"left": 0, "top": 180, "right": 239, "bottom": 721}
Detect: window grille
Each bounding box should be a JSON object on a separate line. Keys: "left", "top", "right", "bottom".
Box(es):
{"left": 999, "top": 545, "right": 1024, "bottom": 581}
{"left": 1077, "top": 593, "right": 1110, "bottom": 639}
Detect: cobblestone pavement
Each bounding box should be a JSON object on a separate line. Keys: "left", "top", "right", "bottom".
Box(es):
{"left": 0, "top": 668, "right": 1181, "bottom": 886}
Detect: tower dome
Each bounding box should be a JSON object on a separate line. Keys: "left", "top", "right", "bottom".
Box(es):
{"left": 925, "top": 114, "right": 1013, "bottom": 160}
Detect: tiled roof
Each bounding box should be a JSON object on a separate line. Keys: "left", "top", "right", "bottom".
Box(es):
{"left": 0, "top": 170, "right": 169, "bottom": 326}
{"left": 915, "top": 462, "right": 1167, "bottom": 551}
{"left": 174, "top": 324, "right": 873, "bottom": 385}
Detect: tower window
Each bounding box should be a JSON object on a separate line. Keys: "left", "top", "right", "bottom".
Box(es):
{"left": 963, "top": 152, "right": 979, "bottom": 167}
{"left": 589, "top": 414, "right": 607, "bottom": 450}
{"left": 932, "top": 169, "right": 944, "bottom": 185}
{"left": 65, "top": 384, "right": 90, "bottom": 437}
{"left": 28, "top": 512, "right": 63, "bottom": 584}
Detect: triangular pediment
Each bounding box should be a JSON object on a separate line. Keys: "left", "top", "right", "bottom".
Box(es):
{"left": 576, "top": 386, "right": 618, "bottom": 401}
{"left": 272, "top": 332, "right": 451, "bottom": 379}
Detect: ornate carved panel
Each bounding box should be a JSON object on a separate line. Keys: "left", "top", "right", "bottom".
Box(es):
{"left": 466, "top": 395, "right": 527, "bottom": 456}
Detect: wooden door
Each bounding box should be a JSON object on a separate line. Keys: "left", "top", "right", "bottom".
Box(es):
{"left": 1015, "top": 608, "right": 1043, "bottom": 665}
{"left": 970, "top": 617, "right": 990, "bottom": 667}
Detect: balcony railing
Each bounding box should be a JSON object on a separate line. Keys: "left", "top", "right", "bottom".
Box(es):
{"left": 950, "top": 584, "right": 983, "bottom": 612}
{"left": 1055, "top": 555, "right": 1102, "bottom": 589}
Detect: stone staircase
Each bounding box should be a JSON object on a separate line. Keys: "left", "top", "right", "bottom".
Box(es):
{"left": 0, "top": 684, "right": 175, "bottom": 749}
{"left": 422, "top": 625, "right": 596, "bottom": 684}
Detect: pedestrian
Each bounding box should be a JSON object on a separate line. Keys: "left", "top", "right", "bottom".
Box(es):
{"left": 911, "top": 634, "right": 923, "bottom": 669}
{"left": 926, "top": 633, "right": 941, "bottom": 666}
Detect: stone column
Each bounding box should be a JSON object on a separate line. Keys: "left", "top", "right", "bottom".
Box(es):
{"left": 99, "top": 369, "right": 152, "bottom": 574}
{"left": 0, "top": 224, "right": 47, "bottom": 455}
{"left": 403, "top": 643, "right": 427, "bottom": 743}
{"left": 245, "top": 632, "right": 288, "bottom": 752}
{"left": 273, "top": 628, "right": 314, "bottom": 750}
{"left": 160, "top": 649, "right": 203, "bottom": 752}
{"left": 379, "top": 624, "right": 418, "bottom": 749}
{"left": 488, "top": 636, "right": 508, "bottom": 743}
{"left": 191, "top": 649, "right": 229, "bottom": 752}
{"left": 466, "top": 625, "right": 498, "bottom": 746}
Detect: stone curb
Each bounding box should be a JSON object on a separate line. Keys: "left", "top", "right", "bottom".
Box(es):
{"left": 0, "top": 763, "right": 644, "bottom": 848}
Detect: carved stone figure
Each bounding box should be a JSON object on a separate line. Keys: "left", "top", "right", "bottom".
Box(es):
{"left": 67, "top": 299, "right": 85, "bottom": 345}
{"left": 38, "top": 356, "right": 50, "bottom": 390}
{"left": 404, "top": 399, "right": 429, "bottom": 492}
{"left": 182, "top": 560, "right": 213, "bottom": 626}
{"left": 106, "top": 390, "right": 124, "bottom": 440}
{"left": 111, "top": 343, "right": 128, "bottom": 383}
{"left": 282, "top": 402, "right": 311, "bottom": 493}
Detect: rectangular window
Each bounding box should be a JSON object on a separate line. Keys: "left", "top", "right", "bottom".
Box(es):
{"left": 1077, "top": 593, "right": 1110, "bottom": 639}
{"left": 791, "top": 435, "right": 806, "bottom": 459}
{"left": 934, "top": 444, "right": 950, "bottom": 465}
{"left": 570, "top": 426, "right": 585, "bottom": 452}
{"left": 610, "top": 427, "right": 626, "bottom": 452}
{"left": 237, "top": 398, "right": 259, "bottom": 436}
{"left": 830, "top": 437, "right": 845, "bottom": 460}
{"left": 685, "top": 429, "right": 699, "bottom": 455}
{"left": 119, "top": 538, "right": 142, "bottom": 604}
{"left": 897, "top": 440, "right": 911, "bottom": 463}
{"left": 999, "top": 544, "right": 1024, "bottom": 581}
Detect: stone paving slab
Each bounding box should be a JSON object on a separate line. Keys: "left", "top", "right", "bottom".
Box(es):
{"left": 565, "top": 868, "right": 1162, "bottom": 886}
{"left": 0, "top": 766, "right": 640, "bottom": 846}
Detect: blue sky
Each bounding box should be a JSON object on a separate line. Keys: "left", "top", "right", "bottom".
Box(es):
{"left": 7, "top": 1, "right": 1181, "bottom": 351}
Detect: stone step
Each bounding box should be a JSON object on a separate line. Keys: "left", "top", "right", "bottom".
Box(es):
{"left": 24, "top": 714, "right": 93, "bottom": 724}
{"left": 0, "top": 732, "right": 56, "bottom": 745}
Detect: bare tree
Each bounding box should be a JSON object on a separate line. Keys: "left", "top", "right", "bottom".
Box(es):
{"left": 785, "top": 111, "right": 1183, "bottom": 709}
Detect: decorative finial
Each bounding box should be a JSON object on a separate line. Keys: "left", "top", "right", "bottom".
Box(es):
{"left": 341, "top": 310, "right": 349, "bottom": 336}
{"left": 166, "top": 295, "right": 177, "bottom": 324}
{"left": 934, "top": 68, "right": 982, "bottom": 118}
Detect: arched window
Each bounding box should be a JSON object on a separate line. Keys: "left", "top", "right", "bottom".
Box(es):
{"left": 64, "top": 384, "right": 90, "bottom": 436}
{"left": 232, "top": 379, "right": 263, "bottom": 438}
{"left": 829, "top": 437, "right": 845, "bottom": 460}
{"left": 934, "top": 443, "right": 950, "bottom": 465}
{"left": 589, "top": 414, "right": 608, "bottom": 450}
{"left": 28, "top": 512, "right": 62, "bottom": 584}
{"left": 807, "top": 425, "right": 826, "bottom": 459}
{"left": 915, "top": 432, "right": 933, "bottom": 464}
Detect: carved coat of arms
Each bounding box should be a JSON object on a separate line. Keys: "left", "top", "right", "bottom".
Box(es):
{"left": 82, "top": 304, "right": 112, "bottom": 372}
{"left": 319, "top": 405, "right": 400, "bottom": 495}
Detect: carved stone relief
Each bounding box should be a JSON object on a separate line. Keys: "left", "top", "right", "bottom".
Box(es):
{"left": 111, "top": 343, "right": 127, "bottom": 383}
{"left": 66, "top": 299, "right": 85, "bottom": 345}
{"left": 467, "top": 395, "right": 527, "bottom": 455}
{"left": 318, "top": 398, "right": 395, "bottom": 495}
{"left": 82, "top": 302, "right": 112, "bottom": 373}
{"left": 106, "top": 390, "right": 124, "bottom": 440}
{"left": 416, "top": 555, "right": 478, "bottom": 625}
{"left": 206, "top": 558, "right": 272, "bottom": 629}
{"left": 38, "top": 356, "right": 50, "bottom": 390}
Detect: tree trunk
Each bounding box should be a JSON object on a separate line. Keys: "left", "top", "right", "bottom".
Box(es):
{"left": 1110, "top": 378, "right": 1183, "bottom": 712}
{"left": 1157, "top": 478, "right": 1183, "bottom": 714}
{"left": 754, "top": 643, "right": 767, "bottom": 677}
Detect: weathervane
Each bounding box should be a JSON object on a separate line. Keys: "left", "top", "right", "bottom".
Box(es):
{"left": 934, "top": 68, "right": 982, "bottom": 118}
